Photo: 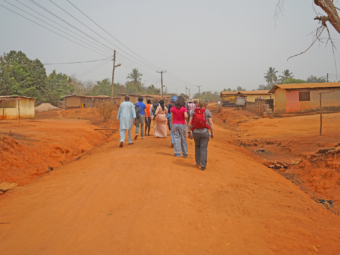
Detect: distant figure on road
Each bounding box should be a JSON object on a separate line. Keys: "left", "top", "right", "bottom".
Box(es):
{"left": 117, "top": 95, "right": 136, "bottom": 147}
{"left": 145, "top": 99, "right": 152, "bottom": 136}
{"left": 186, "top": 98, "right": 196, "bottom": 139}
{"left": 167, "top": 95, "right": 178, "bottom": 147}
{"left": 171, "top": 96, "right": 188, "bottom": 157}
{"left": 154, "top": 100, "right": 168, "bottom": 138}
{"left": 134, "top": 97, "right": 146, "bottom": 140}
{"left": 150, "top": 100, "right": 159, "bottom": 131}
{"left": 218, "top": 100, "right": 220, "bottom": 106}
{"left": 188, "top": 102, "right": 214, "bottom": 170}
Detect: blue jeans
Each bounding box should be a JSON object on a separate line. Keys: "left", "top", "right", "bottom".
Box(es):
{"left": 169, "top": 119, "right": 174, "bottom": 144}
{"left": 172, "top": 124, "right": 188, "bottom": 157}
{"left": 120, "top": 128, "right": 132, "bottom": 144}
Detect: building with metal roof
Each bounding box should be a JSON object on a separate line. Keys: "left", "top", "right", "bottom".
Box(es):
{"left": 0, "top": 96, "right": 35, "bottom": 120}
{"left": 269, "top": 83, "right": 340, "bottom": 114}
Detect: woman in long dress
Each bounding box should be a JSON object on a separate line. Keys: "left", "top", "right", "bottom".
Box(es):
{"left": 154, "top": 100, "right": 168, "bottom": 138}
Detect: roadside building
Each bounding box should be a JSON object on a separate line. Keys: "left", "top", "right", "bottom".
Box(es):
{"left": 0, "top": 96, "right": 35, "bottom": 120}
{"left": 64, "top": 95, "right": 86, "bottom": 108}
{"left": 220, "top": 90, "right": 273, "bottom": 107}
{"left": 64, "top": 95, "right": 118, "bottom": 108}
{"left": 269, "top": 83, "right": 340, "bottom": 114}
{"left": 117, "top": 93, "right": 140, "bottom": 104}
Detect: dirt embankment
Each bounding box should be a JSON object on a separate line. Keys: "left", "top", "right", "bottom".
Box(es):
{"left": 211, "top": 106, "right": 340, "bottom": 215}
{"left": 0, "top": 108, "right": 119, "bottom": 186}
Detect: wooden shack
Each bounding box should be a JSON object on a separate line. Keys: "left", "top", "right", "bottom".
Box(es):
{"left": 0, "top": 96, "right": 35, "bottom": 120}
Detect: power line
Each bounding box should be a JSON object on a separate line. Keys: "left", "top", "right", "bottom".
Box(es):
{"left": 66, "top": 0, "right": 164, "bottom": 71}
{"left": 14, "top": 0, "right": 113, "bottom": 55}
{"left": 77, "top": 59, "right": 112, "bottom": 78}
{"left": 28, "top": 0, "right": 114, "bottom": 53}
{"left": 49, "top": 0, "right": 164, "bottom": 72}
{"left": 43, "top": 57, "right": 112, "bottom": 65}
{"left": 0, "top": 4, "right": 110, "bottom": 57}
{"left": 4, "top": 0, "right": 112, "bottom": 57}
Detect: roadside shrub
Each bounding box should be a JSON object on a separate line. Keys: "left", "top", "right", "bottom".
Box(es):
{"left": 97, "top": 102, "right": 115, "bottom": 121}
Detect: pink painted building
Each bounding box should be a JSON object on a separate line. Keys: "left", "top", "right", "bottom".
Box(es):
{"left": 269, "top": 83, "right": 340, "bottom": 114}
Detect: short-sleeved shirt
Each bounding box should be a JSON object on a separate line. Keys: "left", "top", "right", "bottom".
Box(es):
{"left": 145, "top": 104, "right": 151, "bottom": 117}
{"left": 171, "top": 106, "right": 187, "bottom": 125}
{"left": 190, "top": 108, "right": 212, "bottom": 133}
{"left": 135, "top": 102, "right": 146, "bottom": 116}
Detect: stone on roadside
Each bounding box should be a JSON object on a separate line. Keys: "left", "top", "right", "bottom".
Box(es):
{"left": 0, "top": 182, "right": 18, "bottom": 192}
{"left": 318, "top": 147, "right": 336, "bottom": 153}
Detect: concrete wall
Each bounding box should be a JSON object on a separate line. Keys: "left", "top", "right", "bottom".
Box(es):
{"left": 246, "top": 94, "right": 273, "bottom": 102}
{"left": 246, "top": 99, "right": 274, "bottom": 116}
{"left": 273, "top": 88, "right": 287, "bottom": 113}
{"left": 65, "top": 96, "right": 82, "bottom": 108}
{"left": 274, "top": 88, "right": 340, "bottom": 113}
{"left": 0, "top": 98, "right": 35, "bottom": 120}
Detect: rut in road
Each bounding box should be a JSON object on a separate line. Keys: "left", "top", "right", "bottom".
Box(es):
{"left": 0, "top": 118, "right": 340, "bottom": 255}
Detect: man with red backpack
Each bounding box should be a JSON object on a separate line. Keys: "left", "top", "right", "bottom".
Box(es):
{"left": 188, "top": 102, "right": 214, "bottom": 171}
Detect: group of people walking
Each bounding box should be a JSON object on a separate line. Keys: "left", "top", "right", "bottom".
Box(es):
{"left": 117, "top": 95, "right": 214, "bottom": 170}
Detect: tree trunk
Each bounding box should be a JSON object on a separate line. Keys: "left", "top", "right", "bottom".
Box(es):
{"left": 315, "top": 0, "right": 340, "bottom": 34}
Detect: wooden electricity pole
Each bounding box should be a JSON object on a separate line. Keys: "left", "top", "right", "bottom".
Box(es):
{"left": 156, "top": 70, "right": 167, "bottom": 97}
{"left": 111, "top": 50, "right": 116, "bottom": 102}
{"left": 320, "top": 93, "right": 322, "bottom": 136}
{"left": 197, "top": 85, "right": 202, "bottom": 95}
{"left": 327, "top": 73, "right": 329, "bottom": 83}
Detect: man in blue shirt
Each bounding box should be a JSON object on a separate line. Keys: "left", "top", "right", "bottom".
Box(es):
{"left": 134, "top": 96, "right": 147, "bottom": 140}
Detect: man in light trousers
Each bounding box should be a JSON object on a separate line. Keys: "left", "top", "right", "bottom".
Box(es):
{"left": 117, "top": 95, "right": 136, "bottom": 147}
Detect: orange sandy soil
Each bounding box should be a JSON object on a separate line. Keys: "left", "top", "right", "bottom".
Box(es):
{"left": 0, "top": 107, "right": 340, "bottom": 254}
{"left": 212, "top": 105, "right": 340, "bottom": 215}
{"left": 0, "top": 108, "right": 119, "bottom": 186}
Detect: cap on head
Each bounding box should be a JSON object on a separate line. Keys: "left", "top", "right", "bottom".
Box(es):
{"left": 170, "top": 95, "right": 178, "bottom": 103}
{"left": 188, "top": 98, "right": 193, "bottom": 103}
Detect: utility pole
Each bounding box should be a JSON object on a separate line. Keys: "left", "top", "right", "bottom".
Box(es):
{"left": 197, "top": 85, "right": 202, "bottom": 95}
{"left": 111, "top": 50, "right": 116, "bottom": 102}
{"left": 320, "top": 93, "right": 323, "bottom": 135}
{"left": 156, "top": 70, "right": 167, "bottom": 97}
{"left": 327, "top": 73, "right": 329, "bottom": 83}
{"left": 185, "top": 86, "right": 188, "bottom": 96}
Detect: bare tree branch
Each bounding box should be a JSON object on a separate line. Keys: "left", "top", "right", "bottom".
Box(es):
{"left": 314, "top": 0, "right": 340, "bottom": 33}
{"left": 287, "top": 26, "right": 325, "bottom": 61}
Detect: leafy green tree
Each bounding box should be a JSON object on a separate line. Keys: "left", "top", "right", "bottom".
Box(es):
{"left": 279, "top": 69, "right": 294, "bottom": 83}
{"left": 283, "top": 78, "right": 306, "bottom": 84}
{"left": 257, "top": 84, "right": 269, "bottom": 90}
{"left": 237, "top": 86, "right": 245, "bottom": 91}
{"left": 126, "top": 68, "right": 143, "bottom": 93}
{"left": 264, "top": 67, "right": 278, "bottom": 88}
{"left": 306, "top": 75, "right": 327, "bottom": 83}
{"left": 91, "top": 78, "right": 111, "bottom": 96}
{"left": 0, "top": 51, "right": 47, "bottom": 100}
{"left": 146, "top": 84, "right": 160, "bottom": 95}
{"left": 43, "top": 70, "right": 74, "bottom": 105}
{"left": 223, "top": 88, "right": 232, "bottom": 91}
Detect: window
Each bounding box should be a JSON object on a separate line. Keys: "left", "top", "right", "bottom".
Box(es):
{"left": 299, "top": 91, "right": 310, "bottom": 101}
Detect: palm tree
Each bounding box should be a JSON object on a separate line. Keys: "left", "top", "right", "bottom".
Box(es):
{"left": 264, "top": 67, "right": 278, "bottom": 88}
{"left": 127, "top": 68, "right": 142, "bottom": 88}
{"left": 279, "top": 69, "right": 294, "bottom": 83}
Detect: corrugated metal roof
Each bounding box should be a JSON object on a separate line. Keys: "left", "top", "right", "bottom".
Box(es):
{"left": 0, "top": 95, "right": 35, "bottom": 100}
{"left": 269, "top": 83, "right": 340, "bottom": 93}
{"left": 220, "top": 90, "right": 271, "bottom": 96}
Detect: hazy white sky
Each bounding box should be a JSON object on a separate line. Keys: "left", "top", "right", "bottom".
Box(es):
{"left": 0, "top": 0, "right": 339, "bottom": 95}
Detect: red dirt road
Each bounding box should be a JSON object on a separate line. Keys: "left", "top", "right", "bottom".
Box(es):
{"left": 1, "top": 118, "right": 340, "bottom": 254}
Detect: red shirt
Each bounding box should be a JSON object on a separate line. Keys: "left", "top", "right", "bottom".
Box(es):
{"left": 171, "top": 106, "right": 187, "bottom": 125}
